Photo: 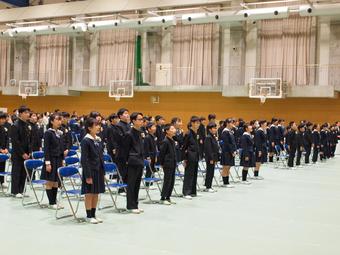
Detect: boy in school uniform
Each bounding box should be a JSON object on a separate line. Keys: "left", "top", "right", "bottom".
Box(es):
{"left": 182, "top": 116, "right": 201, "bottom": 199}
{"left": 304, "top": 122, "right": 313, "bottom": 164}
{"left": 198, "top": 117, "right": 207, "bottom": 160}
{"left": 124, "top": 112, "right": 145, "bottom": 214}
{"left": 10, "top": 106, "right": 32, "bottom": 198}
{"left": 106, "top": 113, "right": 121, "bottom": 164}
{"left": 171, "top": 117, "right": 184, "bottom": 163}
{"left": 287, "top": 122, "right": 298, "bottom": 168}
{"left": 159, "top": 124, "right": 178, "bottom": 205}
{"left": 203, "top": 122, "right": 219, "bottom": 192}
{"left": 296, "top": 124, "right": 305, "bottom": 166}
{"left": 312, "top": 124, "right": 321, "bottom": 163}
{"left": 0, "top": 112, "right": 9, "bottom": 188}
{"left": 155, "top": 115, "right": 166, "bottom": 150}
{"left": 143, "top": 122, "right": 158, "bottom": 187}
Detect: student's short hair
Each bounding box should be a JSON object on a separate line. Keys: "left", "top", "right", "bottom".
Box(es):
{"left": 208, "top": 114, "right": 216, "bottom": 121}
{"left": 289, "top": 121, "right": 295, "bottom": 127}
{"left": 144, "top": 116, "right": 152, "bottom": 122}
{"left": 108, "top": 113, "right": 118, "bottom": 122}
{"left": 85, "top": 117, "right": 99, "bottom": 133}
{"left": 47, "top": 113, "right": 61, "bottom": 129}
{"left": 219, "top": 120, "right": 225, "bottom": 126}
{"left": 0, "top": 111, "right": 7, "bottom": 119}
{"left": 250, "top": 120, "right": 256, "bottom": 126}
{"left": 130, "top": 112, "right": 143, "bottom": 122}
{"left": 306, "top": 122, "right": 313, "bottom": 127}
{"left": 171, "top": 117, "right": 181, "bottom": 124}
{"left": 271, "top": 118, "right": 278, "bottom": 123}
{"left": 61, "top": 112, "right": 70, "bottom": 118}
{"left": 18, "top": 105, "right": 30, "bottom": 114}
{"left": 89, "top": 111, "right": 100, "bottom": 119}
{"left": 199, "top": 116, "right": 206, "bottom": 121}
{"left": 164, "top": 123, "right": 174, "bottom": 132}
{"left": 278, "top": 119, "right": 284, "bottom": 123}
{"left": 190, "top": 115, "right": 200, "bottom": 123}
{"left": 244, "top": 122, "right": 251, "bottom": 130}
{"left": 298, "top": 124, "right": 305, "bottom": 130}
{"left": 207, "top": 122, "right": 217, "bottom": 130}
{"left": 117, "top": 108, "right": 129, "bottom": 118}
{"left": 146, "top": 122, "right": 155, "bottom": 130}
{"left": 155, "top": 115, "right": 164, "bottom": 122}
{"left": 259, "top": 120, "right": 267, "bottom": 126}
{"left": 225, "top": 118, "right": 233, "bottom": 124}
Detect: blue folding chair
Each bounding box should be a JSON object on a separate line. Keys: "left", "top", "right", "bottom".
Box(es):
{"left": 67, "top": 150, "right": 78, "bottom": 158}
{"left": 64, "top": 156, "right": 82, "bottom": 189}
{"left": 56, "top": 166, "right": 83, "bottom": 222}
{"left": 23, "top": 159, "right": 47, "bottom": 208}
{"left": 103, "top": 154, "right": 113, "bottom": 163}
{"left": 142, "top": 160, "right": 162, "bottom": 203}
{"left": 275, "top": 145, "right": 288, "bottom": 169}
{"left": 0, "top": 154, "right": 11, "bottom": 195}
{"left": 32, "top": 151, "right": 44, "bottom": 160}
{"left": 70, "top": 145, "right": 79, "bottom": 151}
{"left": 99, "top": 162, "right": 127, "bottom": 213}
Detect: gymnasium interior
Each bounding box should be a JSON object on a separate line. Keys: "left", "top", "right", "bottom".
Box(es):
{"left": 0, "top": 0, "right": 339, "bottom": 254}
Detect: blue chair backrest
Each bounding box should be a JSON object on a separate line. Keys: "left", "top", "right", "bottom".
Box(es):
{"left": 104, "top": 162, "right": 117, "bottom": 174}
{"left": 0, "top": 154, "right": 10, "bottom": 162}
{"left": 71, "top": 145, "right": 79, "bottom": 151}
{"left": 103, "top": 154, "right": 112, "bottom": 162}
{"left": 25, "top": 159, "right": 44, "bottom": 170}
{"left": 144, "top": 160, "right": 150, "bottom": 168}
{"left": 32, "top": 151, "right": 44, "bottom": 159}
{"left": 67, "top": 150, "right": 78, "bottom": 157}
{"left": 65, "top": 156, "right": 79, "bottom": 165}
{"left": 58, "top": 166, "right": 79, "bottom": 178}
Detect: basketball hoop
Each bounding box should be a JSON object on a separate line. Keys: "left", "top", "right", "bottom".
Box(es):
{"left": 114, "top": 96, "right": 121, "bottom": 102}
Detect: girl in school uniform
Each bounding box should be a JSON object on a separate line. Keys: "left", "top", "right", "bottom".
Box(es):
{"left": 159, "top": 123, "right": 178, "bottom": 204}
{"left": 41, "top": 113, "right": 64, "bottom": 209}
{"left": 254, "top": 120, "right": 267, "bottom": 180}
{"left": 81, "top": 117, "right": 105, "bottom": 224}
{"left": 240, "top": 123, "right": 255, "bottom": 184}
{"left": 203, "top": 122, "right": 219, "bottom": 192}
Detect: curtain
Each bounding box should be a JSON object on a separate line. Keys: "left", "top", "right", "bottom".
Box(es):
{"left": 172, "top": 23, "right": 220, "bottom": 86}
{"left": 0, "top": 39, "right": 10, "bottom": 87}
{"left": 36, "top": 35, "right": 69, "bottom": 87}
{"left": 259, "top": 16, "right": 316, "bottom": 86}
{"left": 97, "top": 29, "right": 135, "bottom": 87}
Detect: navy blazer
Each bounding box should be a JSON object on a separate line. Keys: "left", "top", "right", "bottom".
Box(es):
{"left": 204, "top": 133, "right": 219, "bottom": 162}
{"left": 240, "top": 133, "right": 254, "bottom": 158}
{"left": 124, "top": 128, "right": 145, "bottom": 167}
{"left": 220, "top": 129, "right": 237, "bottom": 153}
{"left": 80, "top": 135, "right": 105, "bottom": 179}
{"left": 10, "top": 119, "right": 32, "bottom": 158}
{"left": 254, "top": 129, "right": 267, "bottom": 153}
{"left": 182, "top": 129, "right": 200, "bottom": 162}
{"left": 144, "top": 133, "right": 157, "bottom": 159}
{"left": 159, "top": 136, "right": 177, "bottom": 169}
{"left": 0, "top": 125, "right": 9, "bottom": 150}
{"left": 43, "top": 129, "right": 64, "bottom": 163}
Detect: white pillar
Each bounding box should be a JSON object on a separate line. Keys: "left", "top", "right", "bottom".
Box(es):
{"left": 161, "top": 29, "right": 171, "bottom": 64}
{"left": 221, "top": 26, "right": 230, "bottom": 88}
{"left": 28, "top": 36, "right": 36, "bottom": 80}
{"left": 318, "top": 18, "right": 330, "bottom": 87}
{"left": 244, "top": 22, "right": 257, "bottom": 86}
{"left": 89, "top": 32, "right": 99, "bottom": 87}
{"left": 13, "top": 38, "right": 29, "bottom": 82}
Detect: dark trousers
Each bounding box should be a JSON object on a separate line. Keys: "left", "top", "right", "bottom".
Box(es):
{"left": 296, "top": 149, "right": 302, "bottom": 166}
{"left": 305, "top": 146, "right": 311, "bottom": 164}
{"left": 312, "top": 147, "right": 319, "bottom": 163}
{"left": 288, "top": 148, "right": 296, "bottom": 167}
{"left": 126, "top": 165, "right": 143, "bottom": 210}
{"left": 182, "top": 161, "right": 198, "bottom": 196}
{"left": 117, "top": 160, "right": 128, "bottom": 192}
{"left": 204, "top": 161, "right": 215, "bottom": 189}
{"left": 11, "top": 157, "right": 27, "bottom": 195}
{"left": 161, "top": 166, "right": 176, "bottom": 199}
{"left": 0, "top": 161, "right": 5, "bottom": 183}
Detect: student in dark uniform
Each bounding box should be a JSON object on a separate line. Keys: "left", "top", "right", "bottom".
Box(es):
{"left": 198, "top": 116, "right": 207, "bottom": 159}
{"left": 29, "top": 112, "right": 42, "bottom": 152}
{"left": 159, "top": 123, "right": 177, "bottom": 205}
{"left": 60, "top": 112, "right": 73, "bottom": 154}
{"left": 278, "top": 119, "right": 285, "bottom": 150}
{"left": 312, "top": 124, "right": 321, "bottom": 163}
{"left": 182, "top": 116, "right": 200, "bottom": 199}
{"left": 116, "top": 108, "right": 131, "bottom": 194}
{"left": 106, "top": 113, "right": 120, "bottom": 164}
{"left": 81, "top": 117, "right": 105, "bottom": 224}
{"left": 10, "top": 106, "right": 32, "bottom": 198}
{"left": 171, "top": 117, "right": 184, "bottom": 163}
{"left": 155, "top": 115, "right": 166, "bottom": 150}
{"left": 287, "top": 122, "right": 298, "bottom": 168}
{"left": 320, "top": 124, "right": 328, "bottom": 161}
{"left": 0, "top": 112, "right": 9, "bottom": 188}
{"left": 234, "top": 118, "right": 244, "bottom": 149}
{"left": 41, "top": 113, "right": 64, "bottom": 209}
{"left": 330, "top": 125, "right": 338, "bottom": 157}
{"left": 124, "top": 112, "right": 145, "bottom": 214}
{"left": 268, "top": 118, "right": 279, "bottom": 162}
{"left": 203, "top": 122, "right": 219, "bottom": 192}
{"left": 89, "top": 111, "right": 105, "bottom": 141}
{"left": 220, "top": 118, "right": 237, "bottom": 188}
{"left": 143, "top": 122, "right": 158, "bottom": 187}
{"left": 304, "top": 122, "right": 313, "bottom": 164}
{"left": 254, "top": 120, "right": 267, "bottom": 180}
{"left": 217, "top": 120, "right": 226, "bottom": 139}
{"left": 295, "top": 124, "right": 305, "bottom": 166}
{"left": 240, "top": 123, "right": 255, "bottom": 184}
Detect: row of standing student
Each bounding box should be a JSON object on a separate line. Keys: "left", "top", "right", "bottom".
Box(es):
{"left": 1, "top": 107, "right": 339, "bottom": 224}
